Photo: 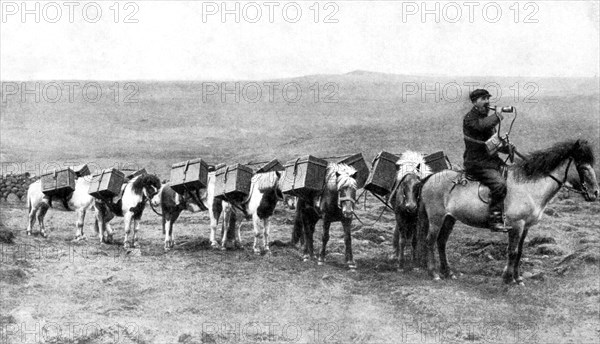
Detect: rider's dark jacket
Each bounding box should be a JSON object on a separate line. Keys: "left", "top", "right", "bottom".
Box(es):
{"left": 463, "top": 106, "right": 505, "bottom": 170}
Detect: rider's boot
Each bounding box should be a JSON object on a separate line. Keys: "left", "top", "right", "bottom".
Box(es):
{"left": 489, "top": 211, "right": 512, "bottom": 232}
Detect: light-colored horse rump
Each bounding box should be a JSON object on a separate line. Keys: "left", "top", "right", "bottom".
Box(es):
{"left": 26, "top": 178, "right": 95, "bottom": 238}
{"left": 222, "top": 170, "right": 283, "bottom": 254}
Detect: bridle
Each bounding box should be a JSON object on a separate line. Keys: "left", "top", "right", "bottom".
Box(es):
{"left": 547, "top": 157, "right": 588, "bottom": 195}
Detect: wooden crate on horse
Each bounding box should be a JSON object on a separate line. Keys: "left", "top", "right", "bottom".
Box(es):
{"left": 364, "top": 151, "right": 399, "bottom": 196}
{"left": 255, "top": 159, "right": 284, "bottom": 173}
{"left": 72, "top": 164, "right": 90, "bottom": 178}
{"left": 337, "top": 153, "right": 369, "bottom": 189}
{"left": 124, "top": 168, "right": 147, "bottom": 181}
{"left": 281, "top": 155, "right": 328, "bottom": 199}
{"left": 424, "top": 151, "right": 452, "bottom": 173}
{"left": 88, "top": 169, "right": 125, "bottom": 199}
{"left": 41, "top": 168, "right": 77, "bottom": 198}
{"left": 214, "top": 164, "right": 254, "bottom": 202}
{"left": 170, "top": 159, "right": 209, "bottom": 195}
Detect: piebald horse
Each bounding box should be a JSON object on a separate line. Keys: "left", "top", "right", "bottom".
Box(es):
{"left": 419, "top": 140, "right": 598, "bottom": 284}
{"left": 26, "top": 175, "right": 102, "bottom": 238}
{"left": 94, "top": 174, "right": 161, "bottom": 248}
{"left": 150, "top": 172, "right": 236, "bottom": 251}
{"left": 222, "top": 171, "right": 283, "bottom": 254}
{"left": 389, "top": 151, "right": 432, "bottom": 270}
{"left": 294, "top": 163, "right": 359, "bottom": 269}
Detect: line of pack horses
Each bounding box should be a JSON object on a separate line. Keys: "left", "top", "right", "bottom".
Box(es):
{"left": 26, "top": 139, "right": 599, "bottom": 284}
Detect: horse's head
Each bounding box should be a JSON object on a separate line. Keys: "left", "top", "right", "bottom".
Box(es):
{"left": 132, "top": 174, "right": 162, "bottom": 201}
{"left": 570, "top": 140, "right": 599, "bottom": 202}
{"left": 397, "top": 173, "right": 422, "bottom": 214}
{"left": 333, "top": 164, "right": 358, "bottom": 219}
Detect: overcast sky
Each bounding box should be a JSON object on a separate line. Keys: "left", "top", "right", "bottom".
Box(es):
{"left": 1, "top": 0, "right": 598, "bottom": 80}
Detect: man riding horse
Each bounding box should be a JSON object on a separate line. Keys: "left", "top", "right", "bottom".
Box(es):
{"left": 463, "top": 89, "right": 514, "bottom": 232}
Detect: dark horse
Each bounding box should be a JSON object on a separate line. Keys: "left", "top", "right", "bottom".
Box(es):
{"left": 419, "top": 140, "right": 598, "bottom": 284}
{"left": 292, "top": 163, "right": 359, "bottom": 269}
{"left": 390, "top": 151, "right": 432, "bottom": 270}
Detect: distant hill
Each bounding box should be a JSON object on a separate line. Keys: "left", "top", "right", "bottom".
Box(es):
{"left": 1, "top": 72, "right": 598, "bottom": 177}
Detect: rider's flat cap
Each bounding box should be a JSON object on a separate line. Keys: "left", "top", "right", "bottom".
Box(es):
{"left": 469, "top": 89, "right": 491, "bottom": 102}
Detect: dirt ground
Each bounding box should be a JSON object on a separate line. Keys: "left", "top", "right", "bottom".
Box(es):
{"left": 1, "top": 190, "right": 599, "bottom": 344}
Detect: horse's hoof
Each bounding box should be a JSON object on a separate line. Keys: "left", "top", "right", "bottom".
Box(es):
{"left": 264, "top": 249, "right": 272, "bottom": 256}
{"left": 347, "top": 262, "right": 357, "bottom": 270}
{"left": 253, "top": 250, "right": 261, "bottom": 255}
{"left": 40, "top": 232, "right": 47, "bottom": 238}
{"left": 219, "top": 246, "right": 227, "bottom": 251}
{"left": 164, "top": 246, "right": 171, "bottom": 252}
{"left": 302, "top": 255, "right": 311, "bottom": 262}
{"left": 26, "top": 231, "right": 32, "bottom": 236}
{"left": 432, "top": 273, "right": 441, "bottom": 281}
{"left": 317, "top": 260, "right": 324, "bottom": 266}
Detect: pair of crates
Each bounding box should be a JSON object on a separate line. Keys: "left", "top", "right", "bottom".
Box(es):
{"left": 169, "top": 159, "right": 256, "bottom": 203}
{"left": 87, "top": 168, "right": 148, "bottom": 199}
{"left": 364, "top": 150, "right": 452, "bottom": 196}
{"left": 279, "top": 153, "right": 369, "bottom": 200}
{"left": 40, "top": 163, "right": 93, "bottom": 197}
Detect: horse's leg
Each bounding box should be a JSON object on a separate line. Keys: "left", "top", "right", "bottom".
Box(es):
{"left": 425, "top": 217, "right": 442, "bottom": 280}
{"left": 437, "top": 216, "right": 457, "bottom": 279}
{"left": 133, "top": 218, "right": 141, "bottom": 248}
{"left": 514, "top": 223, "right": 529, "bottom": 285}
{"left": 27, "top": 202, "right": 42, "bottom": 236}
{"left": 392, "top": 218, "right": 400, "bottom": 260}
{"left": 209, "top": 204, "right": 220, "bottom": 248}
{"left": 37, "top": 205, "right": 49, "bottom": 238}
{"left": 103, "top": 211, "right": 115, "bottom": 244}
{"left": 76, "top": 208, "right": 86, "bottom": 241}
{"left": 220, "top": 204, "right": 231, "bottom": 251}
{"left": 318, "top": 219, "right": 331, "bottom": 266}
{"left": 398, "top": 220, "right": 409, "bottom": 271}
{"left": 343, "top": 219, "right": 356, "bottom": 269}
{"left": 503, "top": 221, "right": 525, "bottom": 285}
{"left": 123, "top": 212, "right": 133, "bottom": 249}
{"left": 168, "top": 211, "right": 180, "bottom": 249}
{"left": 252, "top": 214, "right": 261, "bottom": 254}
{"left": 263, "top": 218, "right": 271, "bottom": 255}
{"left": 301, "top": 212, "right": 314, "bottom": 262}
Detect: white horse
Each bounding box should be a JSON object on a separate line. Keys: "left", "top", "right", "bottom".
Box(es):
{"left": 94, "top": 174, "right": 161, "bottom": 248}
{"left": 26, "top": 176, "right": 102, "bottom": 238}
{"left": 222, "top": 171, "right": 283, "bottom": 254}
{"left": 151, "top": 172, "right": 235, "bottom": 251}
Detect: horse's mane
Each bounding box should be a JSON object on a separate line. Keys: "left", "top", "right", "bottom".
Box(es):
{"left": 326, "top": 163, "right": 358, "bottom": 190}
{"left": 252, "top": 171, "right": 280, "bottom": 192}
{"left": 395, "top": 151, "right": 432, "bottom": 180}
{"left": 131, "top": 174, "right": 161, "bottom": 195}
{"left": 513, "top": 140, "right": 595, "bottom": 181}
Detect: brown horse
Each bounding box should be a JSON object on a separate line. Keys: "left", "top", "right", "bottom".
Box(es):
{"left": 390, "top": 151, "right": 432, "bottom": 270}
{"left": 419, "top": 140, "right": 598, "bottom": 284}
{"left": 293, "top": 163, "right": 359, "bottom": 269}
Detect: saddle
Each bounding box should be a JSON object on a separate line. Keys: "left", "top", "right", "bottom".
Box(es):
{"left": 450, "top": 167, "right": 508, "bottom": 204}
